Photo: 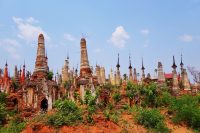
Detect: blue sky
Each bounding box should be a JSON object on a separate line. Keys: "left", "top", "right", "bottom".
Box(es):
{"left": 0, "top": 0, "right": 200, "bottom": 79}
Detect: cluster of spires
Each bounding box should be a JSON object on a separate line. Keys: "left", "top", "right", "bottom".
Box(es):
{"left": 0, "top": 33, "right": 189, "bottom": 90}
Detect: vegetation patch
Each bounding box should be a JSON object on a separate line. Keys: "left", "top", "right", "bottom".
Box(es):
{"left": 135, "top": 108, "right": 169, "bottom": 133}
{"left": 169, "top": 94, "right": 200, "bottom": 131}
{"left": 47, "top": 99, "right": 83, "bottom": 127}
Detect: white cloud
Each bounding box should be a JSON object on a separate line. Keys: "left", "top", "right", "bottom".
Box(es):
{"left": 26, "top": 17, "right": 39, "bottom": 23}
{"left": 179, "top": 34, "right": 193, "bottom": 42}
{"left": 12, "top": 16, "right": 50, "bottom": 43}
{"left": 108, "top": 26, "right": 130, "bottom": 48}
{"left": 141, "top": 29, "right": 150, "bottom": 36}
{"left": 0, "top": 39, "right": 21, "bottom": 60}
{"left": 94, "top": 48, "right": 101, "bottom": 53}
{"left": 63, "top": 33, "right": 76, "bottom": 41}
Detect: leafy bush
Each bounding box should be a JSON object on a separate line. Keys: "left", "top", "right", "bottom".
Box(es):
{"left": 143, "top": 83, "right": 158, "bottom": 107}
{"left": 0, "top": 103, "right": 6, "bottom": 125}
{"left": 112, "top": 92, "right": 121, "bottom": 104}
{"left": 47, "top": 100, "right": 82, "bottom": 127}
{"left": 126, "top": 82, "right": 141, "bottom": 107}
{"left": 169, "top": 95, "right": 200, "bottom": 131}
{"left": 84, "top": 90, "right": 98, "bottom": 124}
{"left": 156, "top": 91, "right": 174, "bottom": 107}
{"left": 103, "top": 109, "right": 120, "bottom": 123}
{"left": 0, "top": 116, "right": 26, "bottom": 133}
{"left": 136, "top": 108, "right": 169, "bottom": 132}
{"left": 47, "top": 71, "right": 53, "bottom": 80}
{"left": 0, "top": 92, "right": 7, "bottom": 104}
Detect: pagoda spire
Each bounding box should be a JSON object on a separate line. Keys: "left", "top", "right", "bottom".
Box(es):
{"left": 32, "top": 33, "right": 49, "bottom": 79}
{"left": 129, "top": 55, "right": 132, "bottom": 69}
{"left": 21, "top": 60, "right": 26, "bottom": 83}
{"left": 116, "top": 53, "right": 120, "bottom": 70}
{"left": 172, "top": 56, "right": 177, "bottom": 69}
{"left": 180, "top": 54, "right": 184, "bottom": 71}
{"left": 141, "top": 57, "right": 145, "bottom": 70}
{"left": 141, "top": 57, "right": 145, "bottom": 80}
{"left": 14, "top": 65, "right": 19, "bottom": 84}
{"left": 67, "top": 51, "right": 69, "bottom": 60}
{"left": 3, "top": 61, "right": 8, "bottom": 80}
{"left": 129, "top": 55, "right": 133, "bottom": 81}
{"left": 80, "top": 38, "right": 92, "bottom": 77}
{"left": 115, "top": 53, "right": 121, "bottom": 85}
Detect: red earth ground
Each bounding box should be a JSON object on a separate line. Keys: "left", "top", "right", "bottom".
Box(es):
{"left": 22, "top": 112, "right": 194, "bottom": 133}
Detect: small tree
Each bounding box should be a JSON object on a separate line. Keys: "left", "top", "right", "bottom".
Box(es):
{"left": 47, "top": 71, "right": 54, "bottom": 80}
{"left": 47, "top": 99, "right": 82, "bottom": 127}
{"left": 112, "top": 92, "right": 121, "bottom": 105}
{"left": 0, "top": 103, "right": 6, "bottom": 125}
{"left": 188, "top": 66, "right": 200, "bottom": 84}
{"left": 143, "top": 83, "right": 158, "bottom": 107}
{"left": 84, "top": 90, "right": 98, "bottom": 124}
{"left": 0, "top": 92, "right": 7, "bottom": 104}
{"left": 126, "top": 82, "right": 140, "bottom": 107}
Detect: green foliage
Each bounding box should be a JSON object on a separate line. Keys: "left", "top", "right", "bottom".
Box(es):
{"left": 0, "top": 92, "right": 7, "bottom": 104}
{"left": 122, "top": 104, "right": 129, "bottom": 110}
{"left": 84, "top": 90, "right": 98, "bottom": 123}
{"left": 0, "top": 116, "right": 26, "bottom": 133}
{"left": 47, "top": 71, "right": 53, "bottom": 80}
{"left": 84, "top": 90, "right": 97, "bottom": 106}
{"left": 143, "top": 83, "right": 158, "bottom": 107}
{"left": 11, "top": 80, "right": 19, "bottom": 91}
{"left": 126, "top": 82, "right": 141, "bottom": 106}
{"left": 135, "top": 108, "right": 169, "bottom": 133}
{"left": 112, "top": 92, "right": 121, "bottom": 104}
{"left": 103, "top": 109, "right": 110, "bottom": 120}
{"left": 0, "top": 103, "right": 6, "bottom": 125}
{"left": 169, "top": 94, "right": 200, "bottom": 131}
{"left": 74, "top": 91, "right": 83, "bottom": 104}
{"left": 126, "top": 82, "right": 137, "bottom": 100}
{"left": 103, "top": 109, "right": 120, "bottom": 123}
{"left": 156, "top": 91, "right": 175, "bottom": 107}
{"left": 47, "top": 100, "right": 82, "bottom": 127}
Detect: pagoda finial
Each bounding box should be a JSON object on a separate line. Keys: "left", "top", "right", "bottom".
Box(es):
{"left": 180, "top": 53, "right": 184, "bottom": 68}
{"left": 129, "top": 54, "right": 132, "bottom": 69}
{"left": 116, "top": 53, "right": 120, "bottom": 68}
{"left": 5, "top": 60, "right": 8, "bottom": 67}
{"left": 172, "top": 56, "right": 177, "bottom": 69}
{"left": 141, "top": 57, "right": 145, "bottom": 70}
{"left": 67, "top": 50, "right": 69, "bottom": 60}
{"left": 75, "top": 64, "right": 78, "bottom": 73}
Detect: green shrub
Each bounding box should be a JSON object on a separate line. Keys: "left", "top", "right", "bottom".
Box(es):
{"left": 122, "top": 104, "right": 129, "bottom": 110}
{"left": 0, "top": 92, "right": 7, "bottom": 104}
{"left": 103, "top": 109, "right": 120, "bottom": 123}
{"left": 47, "top": 100, "right": 82, "bottom": 127}
{"left": 156, "top": 91, "right": 174, "bottom": 107}
{"left": 103, "top": 109, "right": 110, "bottom": 120}
{"left": 0, "top": 103, "right": 6, "bottom": 125}
{"left": 112, "top": 92, "right": 121, "bottom": 104}
{"left": 136, "top": 108, "right": 169, "bottom": 132}
{"left": 126, "top": 82, "right": 140, "bottom": 107}
{"left": 110, "top": 112, "right": 119, "bottom": 123}
{"left": 84, "top": 90, "right": 98, "bottom": 124}
{"left": 47, "top": 71, "right": 53, "bottom": 80}
{"left": 169, "top": 95, "right": 200, "bottom": 131}
{"left": 143, "top": 83, "right": 158, "bottom": 107}
{"left": 47, "top": 113, "right": 64, "bottom": 127}
{"left": 0, "top": 116, "right": 26, "bottom": 133}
